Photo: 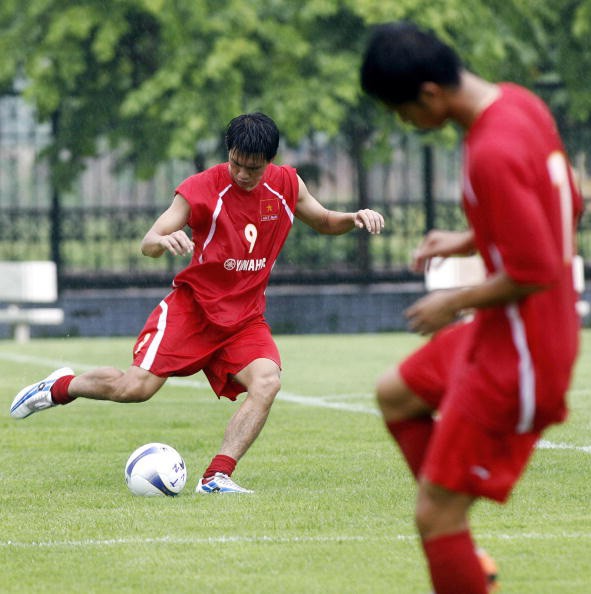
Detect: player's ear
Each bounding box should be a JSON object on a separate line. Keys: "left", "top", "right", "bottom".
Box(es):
{"left": 418, "top": 81, "right": 445, "bottom": 104}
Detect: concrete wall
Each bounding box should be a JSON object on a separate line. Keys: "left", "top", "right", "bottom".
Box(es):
{"left": 0, "top": 284, "right": 425, "bottom": 339}
{"left": 1, "top": 283, "right": 589, "bottom": 340}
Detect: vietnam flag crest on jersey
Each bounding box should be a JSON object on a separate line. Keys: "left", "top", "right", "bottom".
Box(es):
{"left": 260, "top": 198, "right": 280, "bottom": 222}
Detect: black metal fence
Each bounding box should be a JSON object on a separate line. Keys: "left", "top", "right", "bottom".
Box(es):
{"left": 1, "top": 94, "right": 590, "bottom": 289}
{"left": 0, "top": 199, "right": 589, "bottom": 290}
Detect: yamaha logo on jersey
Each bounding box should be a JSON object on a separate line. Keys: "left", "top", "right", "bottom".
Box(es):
{"left": 224, "top": 258, "right": 267, "bottom": 272}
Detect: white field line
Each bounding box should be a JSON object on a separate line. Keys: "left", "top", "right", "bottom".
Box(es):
{"left": 1, "top": 352, "right": 590, "bottom": 454}
{"left": 1, "top": 351, "right": 590, "bottom": 551}
{"left": 1, "top": 531, "right": 591, "bottom": 549}
{"left": 537, "top": 439, "right": 591, "bottom": 453}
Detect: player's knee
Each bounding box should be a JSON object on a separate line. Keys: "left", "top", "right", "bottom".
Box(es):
{"left": 414, "top": 493, "right": 456, "bottom": 540}
{"left": 414, "top": 496, "right": 436, "bottom": 537}
{"left": 375, "top": 375, "right": 390, "bottom": 407}
{"left": 376, "top": 368, "right": 432, "bottom": 423}
{"left": 376, "top": 369, "right": 407, "bottom": 412}
{"left": 262, "top": 373, "right": 281, "bottom": 398}
{"left": 415, "top": 483, "right": 470, "bottom": 540}
{"left": 250, "top": 373, "right": 281, "bottom": 402}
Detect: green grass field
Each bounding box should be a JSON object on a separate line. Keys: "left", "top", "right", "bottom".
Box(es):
{"left": 1, "top": 331, "right": 590, "bottom": 593}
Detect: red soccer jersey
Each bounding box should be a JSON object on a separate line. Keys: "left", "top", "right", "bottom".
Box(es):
{"left": 460, "top": 83, "right": 583, "bottom": 432}
{"left": 173, "top": 162, "right": 299, "bottom": 328}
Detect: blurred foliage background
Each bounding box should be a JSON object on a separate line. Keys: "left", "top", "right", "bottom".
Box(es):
{"left": 1, "top": 0, "right": 590, "bottom": 189}
{"left": 0, "top": 0, "right": 590, "bottom": 285}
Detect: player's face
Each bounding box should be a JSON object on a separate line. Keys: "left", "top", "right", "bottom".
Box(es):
{"left": 392, "top": 100, "right": 447, "bottom": 130}
{"left": 389, "top": 84, "right": 450, "bottom": 130}
{"left": 228, "top": 150, "right": 270, "bottom": 191}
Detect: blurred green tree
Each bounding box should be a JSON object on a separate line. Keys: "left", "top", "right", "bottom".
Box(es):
{"left": 0, "top": 0, "right": 589, "bottom": 193}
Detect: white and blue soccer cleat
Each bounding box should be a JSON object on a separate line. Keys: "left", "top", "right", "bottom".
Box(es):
{"left": 9, "top": 367, "right": 74, "bottom": 419}
{"left": 196, "top": 472, "right": 253, "bottom": 494}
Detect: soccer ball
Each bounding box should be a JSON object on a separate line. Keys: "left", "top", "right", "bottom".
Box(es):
{"left": 124, "top": 443, "right": 187, "bottom": 497}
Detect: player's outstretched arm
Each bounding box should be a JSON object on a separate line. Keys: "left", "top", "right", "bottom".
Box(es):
{"left": 141, "top": 194, "right": 195, "bottom": 258}
{"left": 294, "top": 175, "right": 384, "bottom": 235}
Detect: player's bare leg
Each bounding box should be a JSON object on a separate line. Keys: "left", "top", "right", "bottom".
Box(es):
{"left": 376, "top": 366, "right": 433, "bottom": 422}
{"left": 376, "top": 366, "right": 435, "bottom": 477}
{"left": 10, "top": 365, "right": 166, "bottom": 418}
{"left": 416, "top": 479, "right": 473, "bottom": 540}
{"left": 196, "top": 358, "right": 280, "bottom": 494}
{"left": 221, "top": 357, "right": 281, "bottom": 460}
{"left": 417, "top": 480, "right": 493, "bottom": 593}
{"left": 69, "top": 366, "right": 167, "bottom": 403}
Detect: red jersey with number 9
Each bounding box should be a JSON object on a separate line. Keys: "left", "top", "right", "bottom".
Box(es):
{"left": 172, "top": 162, "right": 299, "bottom": 328}
{"left": 460, "top": 83, "right": 583, "bottom": 433}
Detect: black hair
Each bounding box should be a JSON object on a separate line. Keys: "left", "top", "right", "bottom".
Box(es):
{"left": 225, "top": 113, "right": 280, "bottom": 162}
{"left": 360, "top": 21, "right": 462, "bottom": 105}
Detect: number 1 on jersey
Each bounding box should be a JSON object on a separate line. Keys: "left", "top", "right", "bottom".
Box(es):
{"left": 245, "top": 224, "right": 258, "bottom": 254}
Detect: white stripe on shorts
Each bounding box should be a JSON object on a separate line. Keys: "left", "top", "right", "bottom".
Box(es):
{"left": 139, "top": 299, "right": 169, "bottom": 371}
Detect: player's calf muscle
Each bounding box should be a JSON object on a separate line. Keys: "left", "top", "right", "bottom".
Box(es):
{"left": 71, "top": 368, "right": 157, "bottom": 402}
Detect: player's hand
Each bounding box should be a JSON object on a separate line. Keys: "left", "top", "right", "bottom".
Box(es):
{"left": 411, "top": 230, "right": 475, "bottom": 272}
{"left": 159, "top": 231, "right": 195, "bottom": 256}
{"left": 404, "top": 290, "right": 459, "bottom": 335}
{"left": 354, "top": 209, "right": 385, "bottom": 234}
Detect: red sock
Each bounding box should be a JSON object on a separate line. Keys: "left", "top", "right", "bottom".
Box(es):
{"left": 422, "top": 531, "right": 488, "bottom": 594}
{"left": 385, "top": 417, "right": 433, "bottom": 478}
{"left": 202, "top": 454, "right": 237, "bottom": 481}
{"left": 50, "top": 375, "right": 76, "bottom": 405}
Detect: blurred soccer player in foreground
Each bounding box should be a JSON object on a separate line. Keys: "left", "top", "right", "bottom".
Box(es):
{"left": 361, "top": 21, "right": 582, "bottom": 593}
{"left": 10, "top": 112, "right": 384, "bottom": 494}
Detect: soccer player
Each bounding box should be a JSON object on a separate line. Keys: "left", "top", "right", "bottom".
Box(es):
{"left": 10, "top": 112, "right": 385, "bottom": 494}
{"left": 360, "top": 22, "right": 582, "bottom": 594}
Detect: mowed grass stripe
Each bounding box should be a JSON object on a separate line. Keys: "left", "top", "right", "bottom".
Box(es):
{"left": 2, "top": 350, "right": 589, "bottom": 452}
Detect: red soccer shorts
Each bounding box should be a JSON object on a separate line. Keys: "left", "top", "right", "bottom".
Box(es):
{"left": 132, "top": 285, "right": 281, "bottom": 400}
{"left": 400, "top": 322, "right": 540, "bottom": 502}
{"left": 423, "top": 403, "right": 539, "bottom": 502}
{"left": 399, "top": 322, "right": 471, "bottom": 410}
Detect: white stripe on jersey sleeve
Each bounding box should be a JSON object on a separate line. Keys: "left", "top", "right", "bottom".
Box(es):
{"left": 199, "top": 184, "right": 232, "bottom": 264}
{"left": 263, "top": 182, "right": 295, "bottom": 223}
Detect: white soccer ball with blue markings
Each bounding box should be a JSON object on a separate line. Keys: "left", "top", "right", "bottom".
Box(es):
{"left": 125, "top": 443, "right": 187, "bottom": 497}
